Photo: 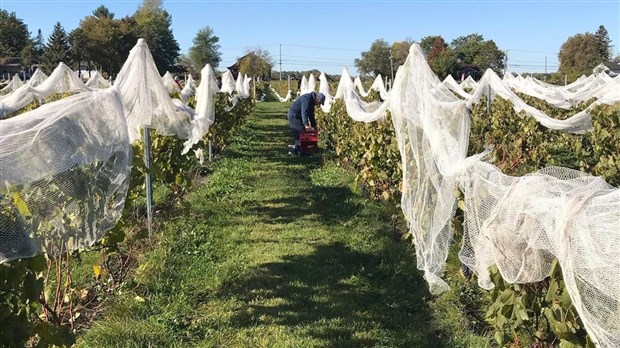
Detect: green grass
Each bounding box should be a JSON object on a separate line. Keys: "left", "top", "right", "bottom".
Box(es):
{"left": 76, "top": 102, "right": 492, "bottom": 347}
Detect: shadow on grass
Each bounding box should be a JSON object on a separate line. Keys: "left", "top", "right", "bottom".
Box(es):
{"left": 248, "top": 185, "right": 360, "bottom": 225}
{"left": 217, "top": 242, "right": 445, "bottom": 347}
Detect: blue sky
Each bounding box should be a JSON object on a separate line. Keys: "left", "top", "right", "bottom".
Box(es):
{"left": 1, "top": 0, "right": 619, "bottom": 75}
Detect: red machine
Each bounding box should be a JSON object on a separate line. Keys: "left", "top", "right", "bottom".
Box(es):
{"left": 299, "top": 129, "right": 319, "bottom": 154}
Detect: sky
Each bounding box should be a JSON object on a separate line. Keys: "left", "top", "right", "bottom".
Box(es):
{"left": 1, "top": 0, "right": 619, "bottom": 76}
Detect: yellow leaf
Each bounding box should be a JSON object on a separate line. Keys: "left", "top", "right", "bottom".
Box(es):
{"left": 12, "top": 192, "right": 32, "bottom": 219}
{"left": 134, "top": 296, "right": 145, "bottom": 303}
{"left": 93, "top": 265, "right": 101, "bottom": 278}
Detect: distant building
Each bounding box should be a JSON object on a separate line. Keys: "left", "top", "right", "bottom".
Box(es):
{"left": 457, "top": 64, "right": 482, "bottom": 81}
{"left": 0, "top": 57, "right": 23, "bottom": 79}
{"left": 227, "top": 52, "right": 272, "bottom": 80}
{"left": 593, "top": 61, "right": 620, "bottom": 76}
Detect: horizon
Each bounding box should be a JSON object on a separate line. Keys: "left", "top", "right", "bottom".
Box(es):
{"left": 1, "top": 0, "right": 619, "bottom": 76}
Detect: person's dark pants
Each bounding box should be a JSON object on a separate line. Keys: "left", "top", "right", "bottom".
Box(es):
{"left": 288, "top": 115, "right": 303, "bottom": 147}
{"left": 290, "top": 127, "right": 301, "bottom": 141}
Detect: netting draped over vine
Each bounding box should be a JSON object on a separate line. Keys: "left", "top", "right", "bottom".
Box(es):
{"left": 353, "top": 44, "right": 619, "bottom": 348}
{"left": 181, "top": 74, "right": 196, "bottom": 102}
{"left": 113, "top": 38, "right": 192, "bottom": 142}
{"left": 0, "top": 74, "right": 24, "bottom": 94}
{"left": 0, "top": 88, "right": 131, "bottom": 264}
{"left": 85, "top": 71, "right": 111, "bottom": 90}
{"left": 182, "top": 64, "right": 219, "bottom": 154}
{"left": 1, "top": 62, "right": 91, "bottom": 117}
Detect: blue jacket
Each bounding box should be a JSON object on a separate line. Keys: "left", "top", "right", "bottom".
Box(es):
{"left": 287, "top": 92, "right": 318, "bottom": 131}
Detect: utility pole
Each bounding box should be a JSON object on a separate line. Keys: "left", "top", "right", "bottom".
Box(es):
{"left": 389, "top": 52, "right": 394, "bottom": 84}
{"left": 279, "top": 44, "right": 282, "bottom": 81}
{"left": 544, "top": 56, "right": 547, "bottom": 80}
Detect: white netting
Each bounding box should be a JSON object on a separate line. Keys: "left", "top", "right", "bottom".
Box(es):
{"left": 0, "top": 74, "right": 24, "bottom": 94}
{"left": 182, "top": 64, "right": 219, "bottom": 154}
{"left": 85, "top": 71, "right": 112, "bottom": 90}
{"left": 35, "top": 62, "right": 91, "bottom": 97}
{"left": 113, "top": 39, "right": 191, "bottom": 142}
{"left": 220, "top": 70, "right": 236, "bottom": 94}
{"left": 181, "top": 74, "right": 196, "bottom": 102}
{"left": 442, "top": 74, "right": 473, "bottom": 100}
{"left": 162, "top": 71, "right": 182, "bottom": 95}
{"left": 272, "top": 87, "right": 292, "bottom": 102}
{"left": 460, "top": 75, "right": 478, "bottom": 89}
{"left": 467, "top": 69, "right": 593, "bottom": 133}
{"left": 0, "top": 88, "right": 131, "bottom": 263}
{"left": 299, "top": 75, "right": 309, "bottom": 95}
{"left": 354, "top": 76, "right": 369, "bottom": 97}
{"left": 27, "top": 69, "right": 48, "bottom": 88}
{"left": 385, "top": 44, "right": 620, "bottom": 347}
{"left": 1, "top": 62, "right": 91, "bottom": 117}
{"left": 235, "top": 73, "right": 250, "bottom": 98}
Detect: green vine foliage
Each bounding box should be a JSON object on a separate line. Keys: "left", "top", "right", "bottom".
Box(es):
{"left": 316, "top": 98, "right": 401, "bottom": 201}
{"left": 0, "top": 90, "right": 254, "bottom": 344}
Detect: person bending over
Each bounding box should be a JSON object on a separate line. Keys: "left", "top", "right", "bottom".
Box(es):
{"left": 287, "top": 91, "right": 325, "bottom": 155}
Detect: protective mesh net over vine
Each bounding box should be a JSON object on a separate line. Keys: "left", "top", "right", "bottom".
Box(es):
{"left": 0, "top": 89, "right": 131, "bottom": 264}
{"left": 386, "top": 44, "right": 619, "bottom": 348}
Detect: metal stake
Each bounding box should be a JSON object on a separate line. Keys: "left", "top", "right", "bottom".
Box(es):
{"left": 143, "top": 125, "right": 153, "bottom": 238}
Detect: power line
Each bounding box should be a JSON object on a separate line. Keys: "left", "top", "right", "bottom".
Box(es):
{"left": 281, "top": 43, "right": 362, "bottom": 52}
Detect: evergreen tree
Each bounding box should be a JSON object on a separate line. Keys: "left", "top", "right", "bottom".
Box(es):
{"left": 41, "top": 22, "right": 71, "bottom": 73}
{"left": 92, "top": 5, "right": 115, "bottom": 19}
{"left": 595, "top": 25, "right": 612, "bottom": 61}
{"left": 189, "top": 26, "right": 221, "bottom": 73}
{"left": 33, "top": 29, "right": 45, "bottom": 64}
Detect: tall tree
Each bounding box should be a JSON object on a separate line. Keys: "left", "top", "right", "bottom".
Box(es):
{"left": 558, "top": 32, "right": 603, "bottom": 80}
{"left": 419, "top": 35, "right": 441, "bottom": 56}
{"left": 355, "top": 39, "right": 391, "bottom": 77}
{"left": 41, "top": 22, "right": 71, "bottom": 73}
{"left": 78, "top": 15, "right": 137, "bottom": 76}
{"left": 68, "top": 27, "right": 88, "bottom": 75}
{"left": 450, "top": 33, "right": 504, "bottom": 74}
{"left": 188, "top": 26, "right": 222, "bottom": 73}
{"left": 33, "top": 29, "right": 45, "bottom": 64}
{"left": 428, "top": 36, "right": 447, "bottom": 62}
{"left": 239, "top": 48, "right": 273, "bottom": 78}
{"left": 92, "top": 5, "right": 115, "bottom": 19}
{"left": 473, "top": 40, "right": 505, "bottom": 72}
{"left": 0, "top": 10, "right": 30, "bottom": 64}
{"left": 133, "top": 0, "right": 180, "bottom": 74}
{"left": 594, "top": 25, "right": 612, "bottom": 61}
{"left": 430, "top": 47, "right": 456, "bottom": 80}
{"left": 391, "top": 39, "right": 413, "bottom": 70}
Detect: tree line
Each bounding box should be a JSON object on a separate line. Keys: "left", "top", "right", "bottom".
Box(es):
{"left": 1, "top": 3, "right": 616, "bottom": 83}
{"left": 354, "top": 27, "right": 616, "bottom": 83}
{"left": 0, "top": 1, "right": 223, "bottom": 78}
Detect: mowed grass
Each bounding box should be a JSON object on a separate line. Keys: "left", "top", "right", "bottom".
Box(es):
{"left": 76, "top": 102, "right": 491, "bottom": 347}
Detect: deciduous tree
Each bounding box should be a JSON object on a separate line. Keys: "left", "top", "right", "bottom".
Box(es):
{"left": 391, "top": 39, "right": 413, "bottom": 69}
{"left": 419, "top": 35, "right": 441, "bottom": 56}
{"left": 239, "top": 48, "right": 273, "bottom": 79}
{"left": 355, "top": 39, "right": 391, "bottom": 77}
{"left": 558, "top": 32, "right": 602, "bottom": 80}
{"left": 0, "top": 10, "right": 30, "bottom": 64}
{"left": 133, "top": 0, "right": 180, "bottom": 74}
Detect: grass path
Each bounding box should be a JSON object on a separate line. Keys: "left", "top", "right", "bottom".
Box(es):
{"left": 77, "top": 102, "right": 490, "bottom": 347}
